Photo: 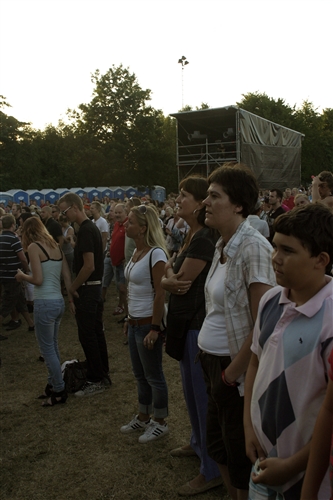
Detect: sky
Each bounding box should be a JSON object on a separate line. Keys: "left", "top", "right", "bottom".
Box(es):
{"left": 1, "top": 0, "right": 332, "bottom": 130}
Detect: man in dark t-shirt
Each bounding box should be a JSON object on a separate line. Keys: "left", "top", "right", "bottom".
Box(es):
{"left": 58, "top": 193, "right": 110, "bottom": 397}
{"left": 267, "top": 189, "right": 285, "bottom": 243}
{"left": 40, "top": 206, "right": 63, "bottom": 245}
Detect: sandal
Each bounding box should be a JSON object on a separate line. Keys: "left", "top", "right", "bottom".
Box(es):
{"left": 113, "top": 306, "right": 124, "bottom": 316}
{"left": 37, "top": 384, "right": 53, "bottom": 399}
{"left": 42, "top": 389, "right": 68, "bottom": 407}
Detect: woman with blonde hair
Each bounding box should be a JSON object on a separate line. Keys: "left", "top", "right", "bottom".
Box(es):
{"left": 120, "top": 205, "right": 169, "bottom": 443}
{"left": 16, "top": 217, "right": 74, "bottom": 406}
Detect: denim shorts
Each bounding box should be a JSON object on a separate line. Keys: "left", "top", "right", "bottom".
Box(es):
{"left": 113, "top": 263, "right": 125, "bottom": 286}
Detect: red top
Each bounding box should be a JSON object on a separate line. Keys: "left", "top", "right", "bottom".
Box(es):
{"left": 110, "top": 219, "right": 127, "bottom": 266}
{"left": 283, "top": 196, "right": 295, "bottom": 210}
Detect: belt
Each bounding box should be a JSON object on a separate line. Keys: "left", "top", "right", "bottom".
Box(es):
{"left": 81, "top": 281, "right": 102, "bottom": 286}
{"left": 128, "top": 316, "right": 152, "bottom": 326}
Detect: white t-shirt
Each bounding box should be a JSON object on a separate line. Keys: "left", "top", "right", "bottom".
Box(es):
{"left": 125, "top": 247, "right": 167, "bottom": 318}
{"left": 247, "top": 215, "right": 270, "bottom": 238}
{"left": 198, "top": 261, "right": 229, "bottom": 355}
{"left": 93, "top": 216, "right": 109, "bottom": 251}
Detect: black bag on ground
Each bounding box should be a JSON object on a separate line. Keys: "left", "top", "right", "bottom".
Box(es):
{"left": 63, "top": 360, "right": 88, "bottom": 393}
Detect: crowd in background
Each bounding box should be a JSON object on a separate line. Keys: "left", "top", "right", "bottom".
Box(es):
{"left": 1, "top": 166, "right": 333, "bottom": 499}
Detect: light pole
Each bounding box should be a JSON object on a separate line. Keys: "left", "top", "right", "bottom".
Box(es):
{"left": 178, "top": 56, "right": 189, "bottom": 109}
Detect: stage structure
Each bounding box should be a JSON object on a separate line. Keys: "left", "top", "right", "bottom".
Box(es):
{"left": 170, "top": 106, "right": 304, "bottom": 189}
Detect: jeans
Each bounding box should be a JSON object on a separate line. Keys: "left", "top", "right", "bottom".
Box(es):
{"left": 34, "top": 298, "right": 65, "bottom": 392}
{"left": 102, "top": 256, "right": 114, "bottom": 288}
{"left": 180, "top": 331, "right": 220, "bottom": 481}
{"left": 74, "top": 285, "right": 109, "bottom": 382}
{"left": 128, "top": 323, "right": 168, "bottom": 419}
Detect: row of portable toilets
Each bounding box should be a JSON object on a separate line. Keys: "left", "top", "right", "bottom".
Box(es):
{"left": 0, "top": 186, "right": 166, "bottom": 207}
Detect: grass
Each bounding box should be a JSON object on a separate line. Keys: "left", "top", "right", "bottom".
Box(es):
{"left": 0, "top": 287, "right": 228, "bottom": 500}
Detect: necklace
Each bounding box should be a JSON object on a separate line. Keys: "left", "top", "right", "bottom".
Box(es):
{"left": 127, "top": 247, "right": 150, "bottom": 283}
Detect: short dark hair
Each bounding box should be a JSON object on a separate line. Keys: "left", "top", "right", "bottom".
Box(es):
{"left": 208, "top": 162, "right": 258, "bottom": 218}
{"left": 270, "top": 189, "right": 283, "bottom": 201}
{"left": 2, "top": 214, "right": 15, "bottom": 229}
{"left": 319, "top": 170, "right": 333, "bottom": 191}
{"left": 274, "top": 204, "right": 333, "bottom": 274}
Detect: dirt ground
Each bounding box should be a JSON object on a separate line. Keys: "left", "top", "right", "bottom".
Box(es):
{"left": 0, "top": 287, "right": 230, "bottom": 500}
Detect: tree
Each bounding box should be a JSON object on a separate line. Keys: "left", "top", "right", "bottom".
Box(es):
{"left": 67, "top": 65, "right": 178, "bottom": 191}
{"left": 237, "top": 92, "right": 295, "bottom": 129}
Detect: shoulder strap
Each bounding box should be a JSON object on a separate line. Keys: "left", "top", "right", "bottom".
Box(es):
{"left": 149, "top": 248, "right": 156, "bottom": 291}
{"left": 34, "top": 242, "right": 50, "bottom": 260}
{"left": 149, "top": 247, "right": 167, "bottom": 291}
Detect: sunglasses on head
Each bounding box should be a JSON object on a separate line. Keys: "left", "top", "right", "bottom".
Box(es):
{"left": 137, "top": 205, "right": 148, "bottom": 215}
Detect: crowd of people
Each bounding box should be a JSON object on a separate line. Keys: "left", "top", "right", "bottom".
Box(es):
{"left": 0, "top": 165, "right": 333, "bottom": 499}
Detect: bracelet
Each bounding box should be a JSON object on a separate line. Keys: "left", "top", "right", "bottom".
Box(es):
{"left": 151, "top": 324, "right": 161, "bottom": 332}
{"left": 221, "top": 370, "right": 239, "bottom": 387}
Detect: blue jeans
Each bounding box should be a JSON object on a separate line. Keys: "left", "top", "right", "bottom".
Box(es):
{"left": 34, "top": 298, "right": 65, "bottom": 392}
{"left": 180, "top": 330, "right": 220, "bottom": 482}
{"left": 102, "top": 256, "right": 114, "bottom": 288}
{"left": 128, "top": 323, "right": 168, "bottom": 419}
{"left": 74, "top": 285, "right": 109, "bottom": 382}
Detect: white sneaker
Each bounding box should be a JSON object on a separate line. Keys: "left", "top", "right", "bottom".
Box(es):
{"left": 74, "top": 381, "right": 106, "bottom": 397}
{"left": 120, "top": 415, "right": 151, "bottom": 434}
{"left": 138, "top": 420, "right": 169, "bottom": 443}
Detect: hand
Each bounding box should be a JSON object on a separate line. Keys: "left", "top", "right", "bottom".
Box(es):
{"left": 244, "top": 425, "right": 266, "bottom": 464}
{"left": 143, "top": 330, "right": 159, "bottom": 350}
{"left": 15, "top": 269, "right": 25, "bottom": 282}
{"left": 69, "top": 302, "right": 76, "bottom": 315}
{"left": 251, "top": 457, "right": 290, "bottom": 486}
{"left": 311, "top": 175, "right": 319, "bottom": 187}
{"left": 161, "top": 272, "right": 192, "bottom": 294}
{"left": 69, "top": 286, "right": 79, "bottom": 298}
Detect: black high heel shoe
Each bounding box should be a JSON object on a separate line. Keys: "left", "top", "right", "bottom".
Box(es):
{"left": 42, "top": 389, "right": 68, "bottom": 407}
{"left": 37, "top": 384, "right": 53, "bottom": 399}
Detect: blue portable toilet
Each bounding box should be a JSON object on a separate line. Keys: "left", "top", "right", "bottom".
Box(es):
{"left": 151, "top": 185, "right": 166, "bottom": 203}
{"left": 55, "top": 188, "right": 70, "bottom": 198}
{"left": 97, "top": 187, "right": 113, "bottom": 200}
{"left": 137, "top": 186, "right": 150, "bottom": 198}
{"left": 0, "top": 192, "right": 14, "bottom": 207}
{"left": 41, "top": 189, "right": 59, "bottom": 203}
{"left": 122, "top": 186, "right": 138, "bottom": 199}
{"left": 69, "top": 188, "right": 85, "bottom": 198}
{"left": 7, "top": 189, "right": 29, "bottom": 205}
{"left": 26, "top": 189, "right": 45, "bottom": 206}
{"left": 110, "top": 186, "right": 125, "bottom": 200}
{"left": 84, "top": 187, "right": 100, "bottom": 202}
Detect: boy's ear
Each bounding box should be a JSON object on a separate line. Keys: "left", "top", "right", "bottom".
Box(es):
{"left": 314, "top": 252, "right": 330, "bottom": 270}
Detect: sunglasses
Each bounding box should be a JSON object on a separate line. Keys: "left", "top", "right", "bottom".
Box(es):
{"left": 61, "top": 206, "right": 72, "bottom": 216}
{"left": 137, "top": 205, "right": 148, "bottom": 215}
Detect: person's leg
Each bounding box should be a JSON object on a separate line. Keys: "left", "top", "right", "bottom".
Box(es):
{"left": 128, "top": 323, "right": 153, "bottom": 418}
{"left": 134, "top": 324, "right": 168, "bottom": 422}
{"left": 117, "top": 264, "right": 127, "bottom": 314}
{"left": 94, "top": 289, "right": 109, "bottom": 376}
{"left": 180, "top": 330, "right": 220, "bottom": 482}
{"left": 205, "top": 354, "right": 251, "bottom": 498}
{"left": 34, "top": 299, "right": 65, "bottom": 392}
{"left": 74, "top": 286, "right": 107, "bottom": 382}
{"left": 15, "top": 282, "right": 34, "bottom": 328}
{"left": 102, "top": 256, "right": 113, "bottom": 301}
